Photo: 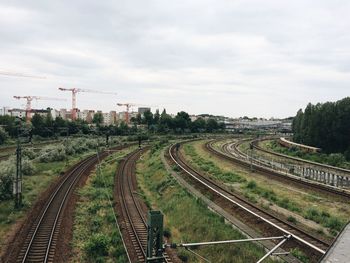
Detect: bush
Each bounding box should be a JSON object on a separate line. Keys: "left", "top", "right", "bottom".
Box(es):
{"left": 22, "top": 158, "right": 35, "bottom": 176}
{"left": 0, "top": 173, "right": 13, "bottom": 201}
{"left": 84, "top": 233, "right": 110, "bottom": 258}
{"left": 39, "top": 145, "right": 66, "bottom": 162}
{"left": 0, "top": 127, "right": 9, "bottom": 145}
{"left": 287, "top": 216, "right": 297, "bottom": 224}
{"left": 22, "top": 148, "right": 36, "bottom": 160}
{"left": 246, "top": 180, "right": 257, "bottom": 189}
{"left": 0, "top": 159, "right": 15, "bottom": 200}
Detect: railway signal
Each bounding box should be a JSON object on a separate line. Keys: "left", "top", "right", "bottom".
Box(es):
{"left": 146, "top": 211, "right": 164, "bottom": 263}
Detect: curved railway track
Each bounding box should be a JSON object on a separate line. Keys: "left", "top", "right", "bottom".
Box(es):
{"left": 15, "top": 153, "right": 108, "bottom": 262}
{"left": 206, "top": 139, "right": 350, "bottom": 199}
{"left": 169, "top": 143, "right": 331, "bottom": 262}
{"left": 114, "top": 148, "right": 172, "bottom": 263}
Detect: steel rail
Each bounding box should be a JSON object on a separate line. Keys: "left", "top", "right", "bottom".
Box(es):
{"left": 19, "top": 155, "right": 97, "bottom": 262}
{"left": 119, "top": 149, "right": 147, "bottom": 260}
{"left": 116, "top": 148, "right": 173, "bottom": 263}
{"left": 209, "top": 139, "right": 350, "bottom": 199}
{"left": 169, "top": 144, "right": 328, "bottom": 255}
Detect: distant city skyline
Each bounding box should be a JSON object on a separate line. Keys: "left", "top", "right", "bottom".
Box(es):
{"left": 1, "top": 1, "right": 350, "bottom": 118}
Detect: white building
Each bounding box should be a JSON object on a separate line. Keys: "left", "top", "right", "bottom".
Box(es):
{"left": 0, "top": 107, "right": 11, "bottom": 116}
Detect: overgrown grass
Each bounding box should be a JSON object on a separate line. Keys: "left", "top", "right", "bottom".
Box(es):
{"left": 183, "top": 144, "right": 246, "bottom": 184}
{"left": 71, "top": 148, "right": 135, "bottom": 262}
{"left": 136, "top": 146, "right": 277, "bottom": 263}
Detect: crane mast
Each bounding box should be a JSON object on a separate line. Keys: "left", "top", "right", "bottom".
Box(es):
{"left": 13, "top": 96, "right": 65, "bottom": 123}
{"left": 59, "top": 87, "right": 117, "bottom": 121}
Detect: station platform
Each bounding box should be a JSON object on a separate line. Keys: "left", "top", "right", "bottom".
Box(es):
{"left": 321, "top": 222, "right": 350, "bottom": 262}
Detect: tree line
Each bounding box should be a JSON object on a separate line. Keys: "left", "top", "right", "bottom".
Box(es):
{"left": 292, "top": 97, "right": 350, "bottom": 158}
{"left": 0, "top": 109, "right": 224, "bottom": 144}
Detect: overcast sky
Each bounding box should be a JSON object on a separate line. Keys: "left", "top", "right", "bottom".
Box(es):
{"left": 1, "top": 0, "right": 349, "bottom": 118}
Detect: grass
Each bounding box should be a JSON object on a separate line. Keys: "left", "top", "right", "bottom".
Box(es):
{"left": 183, "top": 143, "right": 246, "bottom": 185}
{"left": 181, "top": 141, "right": 349, "bottom": 236}
{"left": 136, "top": 145, "right": 277, "bottom": 263}
{"left": 71, "top": 147, "right": 136, "bottom": 262}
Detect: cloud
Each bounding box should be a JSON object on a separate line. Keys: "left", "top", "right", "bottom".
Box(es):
{"left": 0, "top": 0, "right": 350, "bottom": 118}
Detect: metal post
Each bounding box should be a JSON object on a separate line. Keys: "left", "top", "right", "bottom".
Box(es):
{"left": 146, "top": 211, "right": 164, "bottom": 263}
{"left": 249, "top": 144, "right": 254, "bottom": 172}
{"left": 14, "top": 129, "right": 22, "bottom": 209}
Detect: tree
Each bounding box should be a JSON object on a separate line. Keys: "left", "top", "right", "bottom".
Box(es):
{"left": 292, "top": 97, "right": 350, "bottom": 154}
{"left": 173, "top": 111, "right": 191, "bottom": 132}
{"left": 31, "top": 113, "right": 45, "bottom": 136}
{"left": 153, "top": 109, "right": 160, "bottom": 125}
{"left": 206, "top": 118, "right": 219, "bottom": 132}
{"left": 159, "top": 109, "right": 173, "bottom": 133}
{"left": 0, "top": 127, "right": 9, "bottom": 145}
{"left": 191, "top": 118, "right": 206, "bottom": 133}
{"left": 93, "top": 112, "right": 104, "bottom": 125}
{"left": 143, "top": 110, "right": 154, "bottom": 127}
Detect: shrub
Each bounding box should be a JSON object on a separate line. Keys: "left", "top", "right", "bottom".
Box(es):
{"left": 0, "top": 127, "right": 9, "bottom": 145}
{"left": 84, "top": 233, "right": 110, "bottom": 258}
{"left": 0, "top": 159, "right": 15, "bottom": 200}
{"left": 0, "top": 173, "right": 13, "bottom": 201}
{"left": 39, "top": 145, "right": 66, "bottom": 162}
{"left": 22, "top": 148, "right": 36, "bottom": 160}
{"left": 291, "top": 248, "right": 309, "bottom": 263}
{"left": 246, "top": 180, "right": 257, "bottom": 189}
{"left": 22, "top": 158, "right": 35, "bottom": 176}
{"left": 287, "top": 216, "right": 297, "bottom": 224}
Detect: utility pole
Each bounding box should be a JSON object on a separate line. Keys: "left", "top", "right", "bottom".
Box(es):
{"left": 249, "top": 143, "right": 254, "bottom": 172}
{"left": 14, "top": 118, "right": 23, "bottom": 209}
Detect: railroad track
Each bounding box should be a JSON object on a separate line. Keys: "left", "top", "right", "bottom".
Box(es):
{"left": 250, "top": 137, "right": 350, "bottom": 176}
{"left": 12, "top": 144, "right": 132, "bottom": 263}
{"left": 206, "top": 139, "right": 350, "bottom": 199}
{"left": 115, "top": 148, "right": 172, "bottom": 263}
{"left": 15, "top": 153, "right": 105, "bottom": 263}
{"left": 169, "top": 143, "right": 331, "bottom": 262}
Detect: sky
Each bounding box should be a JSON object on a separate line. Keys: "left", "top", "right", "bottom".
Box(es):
{"left": 0, "top": 0, "right": 349, "bottom": 118}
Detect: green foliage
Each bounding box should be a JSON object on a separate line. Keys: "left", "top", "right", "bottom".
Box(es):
{"left": 287, "top": 216, "right": 297, "bottom": 224}
{"left": 292, "top": 97, "right": 350, "bottom": 156}
{"left": 270, "top": 141, "right": 350, "bottom": 169}
{"left": 0, "top": 127, "right": 9, "bottom": 145}
{"left": 291, "top": 248, "right": 309, "bottom": 263}
{"left": 304, "top": 208, "right": 345, "bottom": 233}
{"left": 246, "top": 180, "right": 257, "bottom": 189}
{"left": 183, "top": 144, "right": 245, "bottom": 184}
{"left": 92, "top": 112, "right": 104, "bottom": 125}
{"left": 39, "top": 145, "right": 66, "bottom": 162}
{"left": 22, "top": 158, "right": 35, "bottom": 176}
{"left": 84, "top": 233, "right": 110, "bottom": 258}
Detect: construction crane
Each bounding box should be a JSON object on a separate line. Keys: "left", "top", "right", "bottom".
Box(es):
{"left": 13, "top": 96, "right": 65, "bottom": 123}
{"left": 117, "top": 103, "right": 157, "bottom": 124}
{"left": 58, "top": 88, "right": 117, "bottom": 121}
{"left": 0, "top": 70, "right": 46, "bottom": 79}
